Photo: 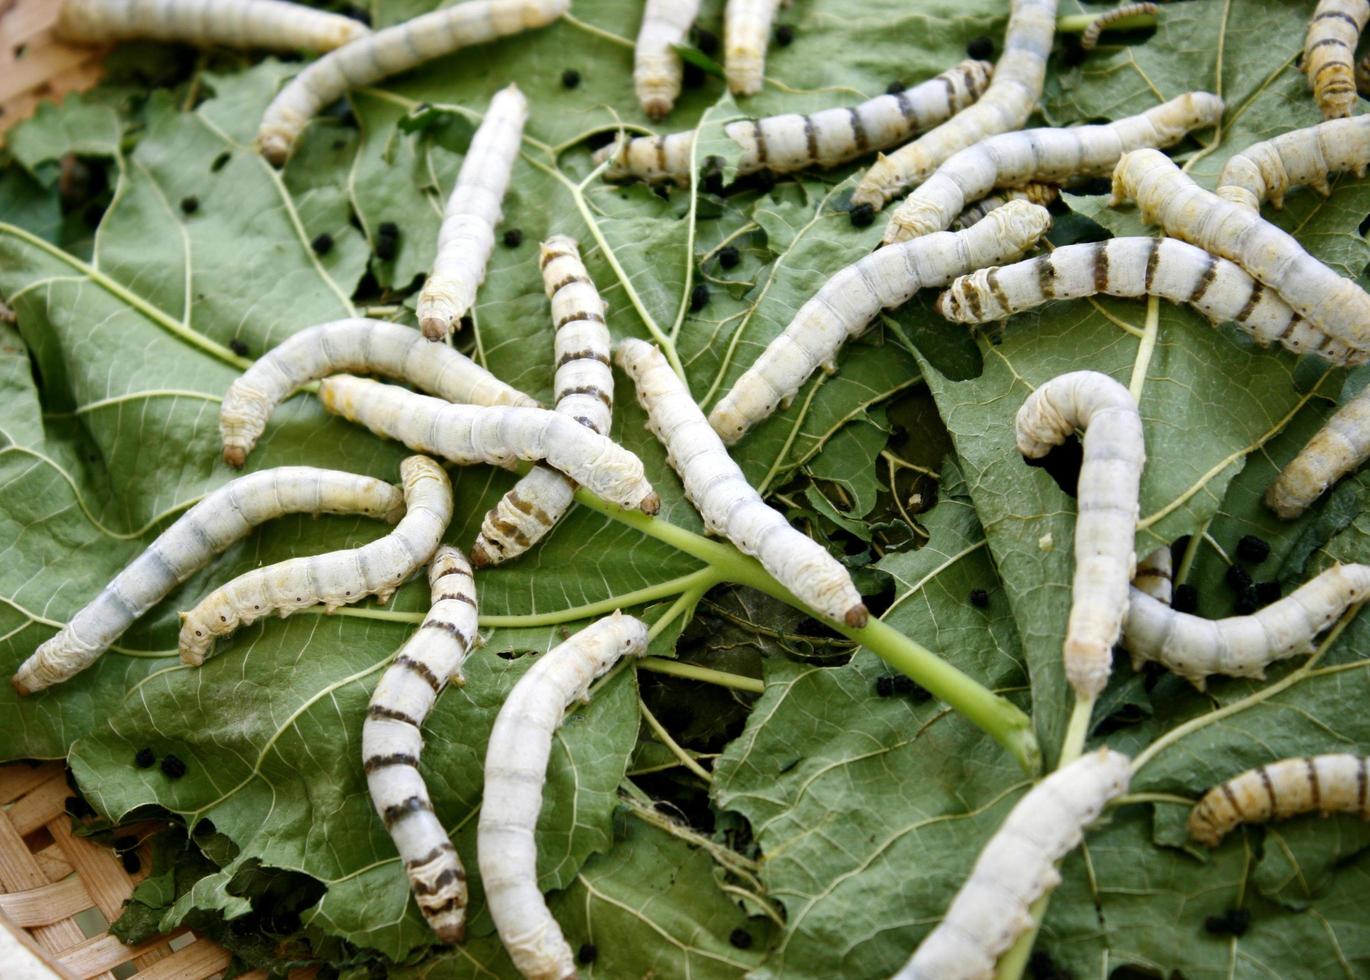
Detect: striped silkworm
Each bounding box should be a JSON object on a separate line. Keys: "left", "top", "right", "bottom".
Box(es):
{"left": 1123, "top": 563, "right": 1370, "bottom": 689}
{"left": 417, "top": 85, "right": 528, "bottom": 341}
{"left": 617, "top": 338, "right": 868, "bottom": 628}
{"left": 478, "top": 612, "right": 649, "bottom": 980}
{"left": 1133, "top": 546, "right": 1173, "bottom": 605}
{"left": 950, "top": 184, "right": 1059, "bottom": 230}
{"left": 10, "top": 468, "right": 404, "bottom": 695}
{"left": 935, "top": 238, "right": 1364, "bottom": 366}
{"left": 178, "top": 455, "right": 451, "bottom": 665}
{"left": 881, "top": 91, "right": 1223, "bottom": 244}
{"left": 852, "top": 0, "right": 1060, "bottom": 209}
{"left": 1017, "top": 372, "right": 1144, "bottom": 701}
{"left": 893, "top": 748, "right": 1132, "bottom": 980}
{"left": 1080, "top": 2, "right": 1159, "bottom": 51}
{"left": 471, "top": 237, "right": 611, "bottom": 567}
{"left": 594, "top": 59, "right": 992, "bottom": 186}
{"left": 1189, "top": 753, "right": 1370, "bottom": 847}
{"left": 723, "top": 0, "right": 780, "bottom": 96}
{"left": 1216, "top": 115, "right": 1370, "bottom": 211}
{"left": 1303, "top": 0, "right": 1370, "bottom": 119}
{"left": 318, "top": 375, "right": 659, "bottom": 513}
{"left": 1265, "top": 384, "right": 1370, "bottom": 519}
{"left": 707, "top": 199, "right": 1052, "bottom": 445}
{"left": 634, "top": 0, "right": 701, "bottom": 119}
{"left": 363, "top": 545, "right": 478, "bottom": 944}
{"left": 256, "top": 0, "right": 569, "bottom": 165}
{"left": 1112, "top": 148, "right": 1370, "bottom": 355}
{"left": 55, "top": 0, "right": 370, "bottom": 51}
{"left": 219, "top": 319, "right": 537, "bottom": 468}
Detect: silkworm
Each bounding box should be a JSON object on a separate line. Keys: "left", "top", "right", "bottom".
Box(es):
{"left": 1304, "top": 0, "right": 1370, "bottom": 119}
{"left": 178, "top": 455, "right": 451, "bottom": 665}
{"left": 1216, "top": 115, "right": 1370, "bottom": 211}
{"left": 417, "top": 85, "right": 528, "bottom": 341}
{"left": 11, "top": 468, "right": 404, "bottom": 695}
{"left": 363, "top": 546, "right": 478, "bottom": 944}
{"left": 617, "top": 338, "right": 867, "bottom": 628}
{"left": 1017, "top": 372, "right": 1143, "bottom": 701}
{"left": 634, "top": 0, "right": 701, "bottom": 118}
{"left": 950, "top": 184, "right": 1059, "bottom": 230}
{"left": 881, "top": 92, "right": 1223, "bottom": 244}
{"left": 1080, "top": 3, "right": 1159, "bottom": 51}
{"left": 893, "top": 748, "right": 1132, "bottom": 980}
{"left": 935, "top": 238, "right": 1363, "bottom": 366}
{"left": 851, "top": 0, "right": 1059, "bottom": 210}
{"left": 1189, "top": 753, "right": 1370, "bottom": 847}
{"left": 471, "top": 236, "right": 611, "bottom": 567}
{"left": 707, "top": 199, "right": 1052, "bottom": 445}
{"left": 1133, "top": 546, "right": 1173, "bottom": 605}
{"left": 55, "top": 0, "right": 370, "bottom": 51}
{"left": 318, "top": 376, "right": 659, "bottom": 513}
{"left": 723, "top": 0, "right": 780, "bottom": 96}
{"left": 1123, "top": 563, "right": 1370, "bottom": 689}
{"left": 1112, "top": 148, "right": 1370, "bottom": 355}
{"left": 478, "top": 612, "right": 649, "bottom": 980}
{"left": 1265, "top": 384, "right": 1370, "bottom": 519}
{"left": 256, "top": 0, "right": 569, "bottom": 165}
{"left": 595, "top": 59, "right": 992, "bottom": 185}
{"left": 219, "top": 319, "right": 538, "bottom": 468}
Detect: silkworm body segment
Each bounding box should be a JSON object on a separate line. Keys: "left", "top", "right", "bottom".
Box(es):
{"left": 56, "top": 0, "right": 370, "bottom": 50}
{"left": 1266, "top": 384, "right": 1370, "bottom": 518}
{"left": 1304, "top": 0, "right": 1370, "bottom": 119}
{"left": 1217, "top": 116, "right": 1370, "bottom": 211}
{"left": 634, "top": 0, "right": 701, "bottom": 118}
{"left": 1189, "top": 753, "right": 1370, "bottom": 847}
{"left": 724, "top": 0, "right": 780, "bottom": 95}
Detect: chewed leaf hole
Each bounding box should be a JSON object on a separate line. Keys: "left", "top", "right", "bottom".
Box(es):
{"left": 1024, "top": 435, "right": 1083, "bottom": 498}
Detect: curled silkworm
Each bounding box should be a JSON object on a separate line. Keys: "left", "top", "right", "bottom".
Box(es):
{"left": 256, "top": 0, "right": 569, "bottom": 165}
{"left": 478, "top": 612, "right": 649, "bottom": 980}
{"left": 364, "top": 546, "right": 478, "bottom": 943}
{"left": 893, "top": 748, "right": 1132, "bottom": 980}
{"left": 881, "top": 91, "right": 1222, "bottom": 244}
{"left": 1123, "top": 563, "right": 1370, "bottom": 689}
{"left": 471, "top": 237, "right": 611, "bottom": 566}
{"left": 935, "top": 238, "right": 1363, "bottom": 366}
{"left": 950, "top": 184, "right": 1059, "bottom": 230}
{"left": 1133, "top": 546, "right": 1173, "bottom": 605}
{"left": 178, "top": 455, "right": 451, "bottom": 664}
{"left": 707, "top": 199, "right": 1052, "bottom": 444}
{"left": 634, "top": 0, "right": 701, "bottom": 118}
{"left": 1080, "top": 3, "right": 1159, "bottom": 51}
{"left": 1304, "top": 0, "right": 1370, "bottom": 119}
{"left": 1265, "top": 384, "right": 1370, "bottom": 519}
{"left": 55, "top": 0, "right": 369, "bottom": 50}
{"left": 1112, "top": 148, "right": 1370, "bottom": 355}
{"left": 1017, "top": 372, "right": 1144, "bottom": 701}
{"left": 617, "top": 338, "right": 868, "bottom": 628}
{"left": 10, "top": 468, "right": 404, "bottom": 694}
{"left": 1189, "top": 753, "right": 1370, "bottom": 847}
{"left": 219, "top": 319, "right": 538, "bottom": 467}
{"left": 595, "top": 59, "right": 991, "bottom": 185}
{"left": 319, "top": 375, "right": 659, "bottom": 513}
{"left": 724, "top": 0, "right": 780, "bottom": 96}
{"left": 417, "top": 85, "right": 528, "bottom": 341}
{"left": 1216, "top": 115, "right": 1370, "bottom": 211}
{"left": 852, "top": 0, "right": 1059, "bottom": 209}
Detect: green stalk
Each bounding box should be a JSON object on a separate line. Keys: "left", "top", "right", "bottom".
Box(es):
{"left": 1056, "top": 11, "right": 1157, "bottom": 33}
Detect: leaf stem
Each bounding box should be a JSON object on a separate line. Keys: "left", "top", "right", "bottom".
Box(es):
{"left": 1127, "top": 295, "right": 1160, "bottom": 402}
{"left": 638, "top": 698, "right": 713, "bottom": 782}
{"left": 1055, "top": 11, "right": 1157, "bottom": 33}
{"left": 637, "top": 657, "right": 765, "bottom": 693}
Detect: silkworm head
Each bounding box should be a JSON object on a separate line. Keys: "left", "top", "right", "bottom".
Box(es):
{"left": 639, "top": 491, "right": 662, "bottom": 515}
{"left": 844, "top": 603, "right": 870, "bottom": 628}
{"left": 986, "top": 199, "right": 1053, "bottom": 248}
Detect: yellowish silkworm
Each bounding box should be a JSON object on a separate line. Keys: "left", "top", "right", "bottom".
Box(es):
{"left": 950, "top": 184, "right": 1059, "bottom": 230}
{"left": 723, "top": 0, "right": 780, "bottom": 96}
{"left": 1265, "top": 384, "right": 1370, "bottom": 519}
{"left": 55, "top": 0, "right": 369, "bottom": 51}
{"left": 1304, "top": 0, "right": 1370, "bottom": 119}
{"left": 634, "top": 0, "right": 701, "bottom": 119}
{"left": 1189, "top": 753, "right": 1370, "bottom": 847}
{"left": 1080, "top": 2, "right": 1159, "bottom": 51}
{"left": 1132, "top": 546, "right": 1173, "bottom": 605}
{"left": 178, "top": 456, "right": 451, "bottom": 665}
{"left": 1216, "top": 115, "right": 1370, "bottom": 211}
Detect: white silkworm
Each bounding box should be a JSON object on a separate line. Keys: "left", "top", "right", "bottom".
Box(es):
{"left": 364, "top": 546, "right": 478, "bottom": 944}
{"left": 1017, "top": 372, "right": 1144, "bottom": 701}
{"left": 723, "top": 0, "right": 780, "bottom": 96}
{"left": 707, "top": 199, "right": 1052, "bottom": 445}
{"left": 219, "top": 319, "right": 538, "bottom": 468}
{"left": 1265, "top": 384, "right": 1370, "bottom": 519}
{"left": 55, "top": 0, "right": 370, "bottom": 51}
{"left": 10, "top": 468, "right": 404, "bottom": 695}
{"left": 634, "top": 0, "right": 701, "bottom": 119}
{"left": 1080, "top": 2, "right": 1159, "bottom": 51}
{"left": 1216, "top": 115, "right": 1370, "bottom": 211}
{"left": 471, "top": 236, "right": 612, "bottom": 567}
{"left": 1133, "top": 546, "right": 1172, "bottom": 605}
{"left": 881, "top": 91, "right": 1223, "bottom": 244}
{"left": 893, "top": 748, "right": 1132, "bottom": 980}
{"left": 1304, "top": 0, "right": 1370, "bottom": 119}
{"left": 318, "top": 376, "right": 659, "bottom": 514}
{"left": 478, "top": 612, "right": 649, "bottom": 980}
{"left": 950, "top": 184, "right": 1059, "bottom": 230}
{"left": 417, "top": 85, "right": 528, "bottom": 341}
{"left": 256, "top": 0, "right": 569, "bottom": 165}
{"left": 1123, "top": 563, "right": 1370, "bottom": 689}
{"left": 178, "top": 455, "right": 452, "bottom": 665}
{"left": 595, "top": 59, "right": 992, "bottom": 185}
{"left": 1189, "top": 753, "right": 1370, "bottom": 848}
{"left": 852, "top": 0, "right": 1059, "bottom": 209}
{"left": 617, "top": 338, "right": 868, "bottom": 628}
{"left": 1112, "top": 148, "right": 1370, "bottom": 355}
{"left": 935, "top": 238, "right": 1363, "bottom": 366}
